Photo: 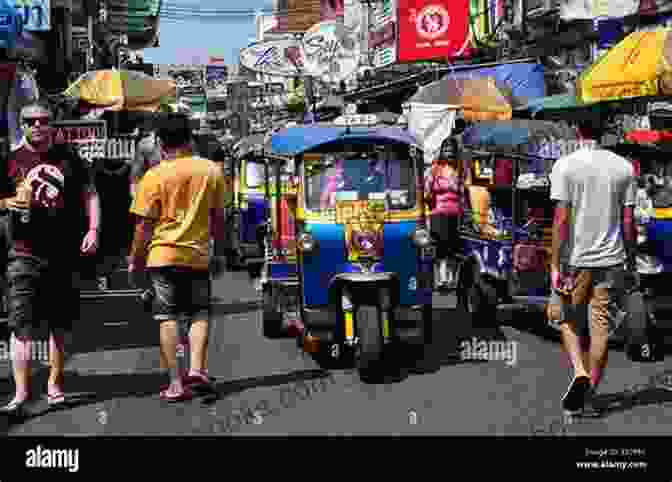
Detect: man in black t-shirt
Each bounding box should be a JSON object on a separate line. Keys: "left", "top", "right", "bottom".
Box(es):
{"left": 0, "top": 101, "right": 101, "bottom": 416}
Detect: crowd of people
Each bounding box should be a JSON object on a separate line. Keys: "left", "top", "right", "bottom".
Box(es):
{"left": 0, "top": 101, "right": 227, "bottom": 414}
{"left": 0, "top": 103, "right": 641, "bottom": 419}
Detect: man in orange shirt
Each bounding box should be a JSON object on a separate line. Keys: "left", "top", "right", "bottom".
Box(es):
{"left": 129, "top": 114, "right": 228, "bottom": 402}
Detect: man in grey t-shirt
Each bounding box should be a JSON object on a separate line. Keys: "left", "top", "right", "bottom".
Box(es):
{"left": 548, "top": 143, "right": 636, "bottom": 416}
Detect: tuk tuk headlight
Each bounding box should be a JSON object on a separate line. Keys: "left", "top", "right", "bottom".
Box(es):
{"left": 298, "top": 232, "right": 316, "bottom": 252}
{"left": 411, "top": 228, "right": 431, "bottom": 248}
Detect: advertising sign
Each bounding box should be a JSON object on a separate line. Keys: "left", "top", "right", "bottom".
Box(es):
{"left": 50, "top": 120, "right": 136, "bottom": 165}
{"left": 369, "top": 0, "right": 397, "bottom": 68}
{"left": 397, "top": 0, "right": 470, "bottom": 63}
{"left": 9, "top": 0, "right": 49, "bottom": 31}
{"left": 205, "top": 64, "right": 227, "bottom": 90}
{"left": 240, "top": 37, "right": 305, "bottom": 77}
{"left": 302, "top": 20, "right": 358, "bottom": 83}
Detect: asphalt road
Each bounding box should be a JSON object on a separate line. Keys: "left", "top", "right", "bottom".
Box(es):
{"left": 2, "top": 271, "right": 672, "bottom": 436}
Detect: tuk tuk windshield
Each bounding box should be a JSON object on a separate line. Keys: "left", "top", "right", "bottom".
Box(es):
{"left": 304, "top": 149, "right": 416, "bottom": 212}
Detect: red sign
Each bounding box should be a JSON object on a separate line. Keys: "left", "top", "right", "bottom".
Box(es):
{"left": 397, "top": 0, "right": 470, "bottom": 63}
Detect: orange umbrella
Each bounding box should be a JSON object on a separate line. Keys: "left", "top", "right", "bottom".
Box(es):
{"left": 64, "top": 69, "right": 177, "bottom": 112}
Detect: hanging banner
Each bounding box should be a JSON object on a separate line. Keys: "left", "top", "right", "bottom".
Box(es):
{"left": 302, "top": 20, "right": 359, "bottom": 83}
{"left": 397, "top": 0, "right": 470, "bottom": 63}
{"left": 50, "top": 120, "right": 136, "bottom": 165}
{"left": 239, "top": 37, "right": 305, "bottom": 77}
{"left": 369, "top": 0, "right": 397, "bottom": 68}
{"left": 8, "top": 0, "right": 50, "bottom": 31}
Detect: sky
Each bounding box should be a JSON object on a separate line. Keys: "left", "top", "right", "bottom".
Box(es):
{"left": 144, "top": 0, "right": 272, "bottom": 66}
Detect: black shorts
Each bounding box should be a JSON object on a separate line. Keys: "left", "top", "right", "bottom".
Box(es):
{"left": 430, "top": 214, "right": 459, "bottom": 259}
{"left": 149, "top": 267, "right": 211, "bottom": 322}
{"left": 7, "top": 254, "right": 80, "bottom": 338}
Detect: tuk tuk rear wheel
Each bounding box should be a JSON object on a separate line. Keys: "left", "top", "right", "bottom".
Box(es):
{"left": 355, "top": 306, "right": 384, "bottom": 380}
{"left": 459, "top": 269, "right": 497, "bottom": 325}
{"left": 262, "top": 288, "right": 284, "bottom": 338}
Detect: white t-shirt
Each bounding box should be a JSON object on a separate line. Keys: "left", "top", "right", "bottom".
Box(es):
{"left": 550, "top": 148, "right": 636, "bottom": 268}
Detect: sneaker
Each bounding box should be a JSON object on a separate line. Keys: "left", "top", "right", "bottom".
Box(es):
{"left": 579, "top": 386, "right": 603, "bottom": 418}
{"left": 562, "top": 375, "right": 591, "bottom": 415}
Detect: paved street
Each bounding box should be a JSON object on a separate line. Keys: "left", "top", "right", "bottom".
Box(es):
{"left": 2, "top": 271, "right": 672, "bottom": 436}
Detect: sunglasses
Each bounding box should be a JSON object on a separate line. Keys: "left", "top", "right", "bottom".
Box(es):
{"left": 22, "top": 116, "right": 51, "bottom": 127}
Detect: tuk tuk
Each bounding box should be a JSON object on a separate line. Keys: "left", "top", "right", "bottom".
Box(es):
{"left": 270, "top": 122, "right": 433, "bottom": 379}
{"left": 454, "top": 120, "right": 583, "bottom": 321}
{"left": 222, "top": 134, "right": 271, "bottom": 271}
{"left": 611, "top": 132, "right": 672, "bottom": 312}
{"left": 260, "top": 150, "right": 301, "bottom": 338}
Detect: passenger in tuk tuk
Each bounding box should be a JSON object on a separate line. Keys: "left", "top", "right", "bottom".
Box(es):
{"left": 547, "top": 124, "right": 637, "bottom": 416}
{"left": 320, "top": 155, "right": 382, "bottom": 208}
{"left": 425, "top": 138, "right": 463, "bottom": 289}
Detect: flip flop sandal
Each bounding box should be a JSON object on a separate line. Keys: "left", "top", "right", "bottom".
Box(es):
{"left": 184, "top": 375, "right": 216, "bottom": 393}
{"left": 47, "top": 392, "right": 66, "bottom": 406}
{"left": 160, "top": 387, "right": 194, "bottom": 403}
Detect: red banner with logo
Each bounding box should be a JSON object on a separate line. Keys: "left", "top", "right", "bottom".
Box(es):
{"left": 397, "top": 0, "right": 470, "bottom": 63}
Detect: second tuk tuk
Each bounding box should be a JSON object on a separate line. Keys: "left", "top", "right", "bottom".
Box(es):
{"left": 222, "top": 135, "right": 272, "bottom": 271}
{"left": 270, "top": 122, "right": 433, "bottom": 379}
{"left": 453, "top": 120, "right": 582, "bottom": 321}
{"left": 260, "top": 151, "right": 301, "bottom": 338}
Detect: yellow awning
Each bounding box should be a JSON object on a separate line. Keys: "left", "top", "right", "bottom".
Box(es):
{"left": 578, "top": 29, "right": 672, "bottom": 104}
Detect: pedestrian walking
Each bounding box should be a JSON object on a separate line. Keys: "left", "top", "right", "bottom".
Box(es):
{"left": 128, "top": 113, "right": 228, "bottom": 402}
{"left": 0, "top": 100, "right": 101, "bottom": 415}
{"left": 547, "top": 126, "right": 637, "bottom": 416}
{"left": 425, "top": 137, "right": 463, "bottom": 289}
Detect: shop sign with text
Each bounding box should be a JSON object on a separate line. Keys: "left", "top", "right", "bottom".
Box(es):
{"left": 397, "top": 0, "right": 469, "bottom": 63}
{"left": 51, "top": 120, "right": 136, "bottom": 165}
{"left": 369, "top": 0, "right": 397, "bottom": 68}
{"left": 240, "top": 37, "right": 305, "bottom": 77}
{"left": 9, "top": 0, "right": 49, "bottom": 31}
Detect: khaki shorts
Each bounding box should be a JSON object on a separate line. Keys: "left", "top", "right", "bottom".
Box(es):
{"left": 546, "top": 266, "right": 627, "bottom": 339}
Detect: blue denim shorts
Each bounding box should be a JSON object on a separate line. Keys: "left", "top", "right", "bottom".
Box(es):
{"left": 148, "top": 267, "right": 211, "bottom": 322}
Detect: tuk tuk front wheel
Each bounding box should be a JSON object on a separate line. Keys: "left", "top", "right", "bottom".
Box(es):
{"left": 355, "top": 306, "right": 384, "bottom": 380}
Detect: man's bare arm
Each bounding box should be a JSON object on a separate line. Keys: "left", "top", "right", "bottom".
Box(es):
{"left": 551, "top": 201, "right": 571, "bottom": 272}
{"left": 623, "top": 205, "right": 636, "bottom": 266}
{"left": 128, "top": 216, "right": 156, "bottom": 267}
{"left": 210, "top": 207, "right": 226, "bottom": 244}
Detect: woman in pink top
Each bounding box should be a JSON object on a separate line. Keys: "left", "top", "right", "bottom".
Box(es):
{"left": 425, "top": 138, "right": 463, "bottom": 288}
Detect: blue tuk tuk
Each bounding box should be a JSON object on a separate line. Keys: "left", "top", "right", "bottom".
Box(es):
{"left": 454, "top": 120, "right": 582, "bottom": 321}
{"left": 270, "top": 121, "right": 433, "bottom": 379}
{"left": 222, "top": 134, "right": 271, "bottom": 271}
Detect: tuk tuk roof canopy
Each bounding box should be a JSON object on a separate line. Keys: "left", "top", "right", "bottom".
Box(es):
{"left": 270, "top": 125, "right": 418, "bottom": 156}
{"left": 462, "top": 120, "right": 580, "bottom": 149}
